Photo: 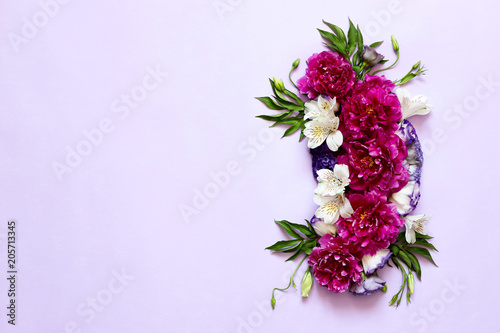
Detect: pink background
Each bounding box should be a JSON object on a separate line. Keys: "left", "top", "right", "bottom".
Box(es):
{"left": 1, "top": 0, "right": 499, "bottom": 332}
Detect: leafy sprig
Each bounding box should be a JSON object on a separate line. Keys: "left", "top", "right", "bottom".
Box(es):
{"left": 266, "top": 220, "right": 319, "bottom": 308}
{"left": 389, "top": 232, "right": 438, "bottom": 306}
{"left": 319, "top": 19, "right": 426, "bottom": 84}
{"left": 256, "top": 62, "right": 307, "bottom": 140}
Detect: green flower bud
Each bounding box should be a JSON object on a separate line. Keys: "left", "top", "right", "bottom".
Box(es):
{"left": 391, "top": 35, "right": 399, "bottom": 52}
{"left": 292, "top": 58, "right": 300, "bottom": 69}
{"left": 408, "top": 272, "right": 415, "bottom": 294}
{"left": 301, "top": 266, "right": 313, "bottom": 297}
{"left": 412, "top": 61, "right": 421, "bottom": 70}
{"left": 273, "top": 77, "right": 285, "bottom": 92}
{"left": 271, "top": 296, "right": 276, "bottom": 309}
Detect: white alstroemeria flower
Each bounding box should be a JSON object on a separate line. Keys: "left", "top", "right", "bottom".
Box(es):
{"left": 312, "top": 219, "right": 338, "bottom": 236}
{"left": 313, "top": 194, "right": 353, "bottom": 225}
{"left": 304, "top": 117, "right": 343, "bottom": 151}
{"left": 304, "top": 95, "right": 339, "bottom": 120}
{"left": 303, "top": 96, "right": 343, "bottom": 151}
{"left": 404, "top": 214, "right": 432, "bottom": 244}
{"left": 396, "top": 88, "right": 432, "bottom": 120}
{"left": 315, "top": 165, "right": 350, "bottom": 197}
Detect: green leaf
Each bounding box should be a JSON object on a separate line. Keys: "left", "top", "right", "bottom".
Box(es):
{"left": 302, "top": 239, "right": 317, "bottom": 255}
{"left": 404, "top": 249, "right": 422, "bottom": 280}
{"left": 273, "top": 96, "right": 304, "bottom": 111}
{"left": 286, "top": 243, "right": 305, "bottom": 261}
{"left": 413, "top": 239, "right": 438, "bottom": 252}
{"left": 282, "top": 120, "right": 303, "bottom": 138}
{"left": 322, "top": 20, "right": 347, "bottom": 53}
{"left": 396, "top": 231, "right": 406, "bottom": 243}
{"left": 301, "top": 266, "right": 313, "bottom": 297}
{"left": 396, "top": 249, "right": 412, "bottom": 269}
{"left": 282, "top": 241, "right": 304, "bottom": 253}
{"left": 275, "top": 220, "right": 301, "bottom": 238}
{"left": 369, "top": 41, "right": 383, "bottom": 48}
{"left": 256, "top": 111, "right": 292, "bottom": 121}
{"left": 415, "top": 232, "right": 433, "bottom": 240}
{"left": 347, "top": 18, "right": 358, "bottom": 56}
{"left": 378, "top": 59, "right": 389, "bottom": 64}
{"left": 318, "top": 29, "right": 346, "bottom": 55}
{"left": 389, "top": 244, "right": 400, "bottom": 256}
{"left": 284, "top": 88, "right": 304, "bottom": 106}
{"left": 255, "top": 97, "right": 286, "bottom": 110}
{"left": 408, "top": 246, "right": 438, "bottom": 266}
{"left": 305, "top": 220, "right": 317, "bottom": 236}
{"left": 265, "top": 239, "right": 301, "bottom": 251}
{"left": 356, "top": 25, "right": 364, "bottom": 58}
{"left": 285, "top": 221, "right": 313, "bottom": 237}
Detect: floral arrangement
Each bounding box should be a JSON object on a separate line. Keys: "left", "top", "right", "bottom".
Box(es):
{"left": 256, "top": 19, "right": 437, "bottom": 308}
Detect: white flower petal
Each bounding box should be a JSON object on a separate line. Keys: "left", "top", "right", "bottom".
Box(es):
{"left": 326, "top": 129, "right": 343, "bottom": 152}
{"left": 312, "top": 220, "right": 338, "bottom": 236}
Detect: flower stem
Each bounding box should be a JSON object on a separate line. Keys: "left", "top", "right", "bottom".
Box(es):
{"left": 372, "top": 49, "right": 400, "bottom": 75}
{"left": 271, "top": 254, "right": 308, "bottom": 309}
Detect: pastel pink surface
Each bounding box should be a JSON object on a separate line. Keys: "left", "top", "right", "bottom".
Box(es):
{"left": 0, "top": 0, "right": 499, "bottom": 332}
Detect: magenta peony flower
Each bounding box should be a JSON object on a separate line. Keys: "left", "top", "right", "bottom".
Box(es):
{"left": 308, "top": 234, "right": 363, "bottom": 293}
{"left": 340, "top": 74, "right": 401, "bottom": 139}
{"left": 337, "top": 192, "right": 404, "bottom": 256}
{"left": 337, "top": 129, "right": 409, "bottom": 194}
{"left": 297, "top": 51, "right": 356, "bottom": 100}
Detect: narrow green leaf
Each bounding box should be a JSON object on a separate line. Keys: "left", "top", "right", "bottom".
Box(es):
{"left": 356, "top": 25, "right": 364, "bottom": 58}
{"left": 413, "top": 239, "right": 438, "bottom": 252}
{"left": 396, "top": 232, "right": 406, "bottom": 243}
{"left": 286, "top": 243, "right": 305, "bottom": 261}
{"left": 415, "top": 232, "right": 433, "bottom": 240}
{"left": 273, "top": 96, "right": 304, "bottom": 111}
{"left": 282, "top": 120, "right": 303, "bottom": 138}
{"left": 347, "top": 18, "right": 358, "bottom": 56}
{"left": 323, "top": 20, "right": 347, "bottom": 53}
{"left": 284, "top": 88, "right": 304, "bottom": 106}
{"left": 301, "top": 266, "right": 313, "bottom": 297}
{"left": 255, "top": 97, "right": 286, "bottom": 110}
{"left": 397, "top": 250, "right": 412, "bottom": 269}
{"left": 408, "top": 247, "right": 438, "bottom": 266}
{"left": 285, "top": 221, "right": 313, "bottom": 237}
{"left": 369, "top": 41, "right": 383, "bottom": 48}
{"left": 256, "top": 111, "right": 292, "bottom": 121}
{"left": 378, "top": 59, "right": 389, "bottom": 64}
{"left": 265, "top": 239, "right": 301, "bottom": 251}
{"left": 275, "top": 220, "right": 301, "bottom": 238}
{"left": 404, "top": 250, "right": 422, "bottom": 280}
{"left": 282, "top": 241, "right": 304, "bottom": 253}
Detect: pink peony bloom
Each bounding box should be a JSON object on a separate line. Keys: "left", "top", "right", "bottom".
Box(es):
{"left": 337, "top": 191, "right": 404, "bottom": 256}
{"left": 297, "top": 51, "right": 356, "bottom": 100}
{"left": 337, "top": 129, "right": 409, "bottom": 194}
{"left": 308, "top": 234, "right": 363, "bottom": 293}
{"left": 340, "top": 74, "right": 401, "bottom": 139}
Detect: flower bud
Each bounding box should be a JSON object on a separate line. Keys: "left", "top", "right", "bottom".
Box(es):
{"left": 361, "top": 45, "right": 384, "bottom": 66}
{"left": 391, "top": 35, "right": 399, "bottom": 52}
{"left": 292, "top": 58, "right": 300, "bottom": 69}
{"left": 273, "top": 77, "right": 285, "bottom": 92}
{"left": 412, "top": 61, "right": 421, "bottom": 70}
{"left": 408, "top": 272, "right": 415, "bottom": 294}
